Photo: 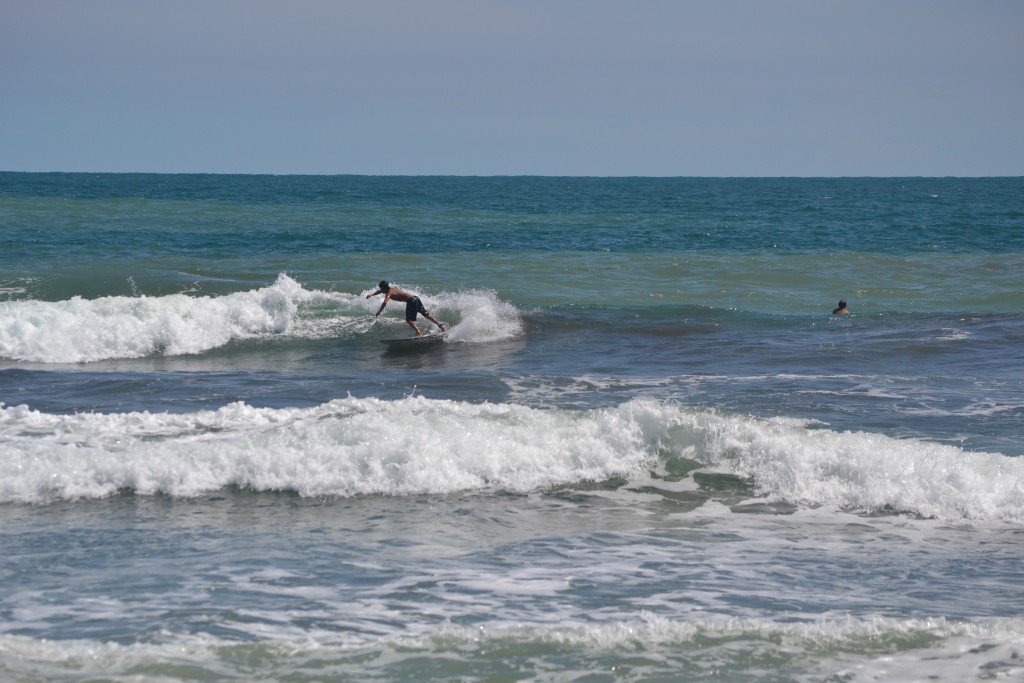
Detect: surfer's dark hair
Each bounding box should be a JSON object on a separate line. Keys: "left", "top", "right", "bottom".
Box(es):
{"left": 379, "top": 281, "right": 389, "bottom": 291}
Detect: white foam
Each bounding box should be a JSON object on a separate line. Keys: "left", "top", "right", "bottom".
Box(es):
{"left": 2, "top": 398, "right": 1022, "bottom": 524}
{"left": 436, "top": 288, "right": 523, "bottom": 343}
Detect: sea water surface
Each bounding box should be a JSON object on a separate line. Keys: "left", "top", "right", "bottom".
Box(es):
{"left": 1, "top": 173, "right": 1023, "bottom": 682}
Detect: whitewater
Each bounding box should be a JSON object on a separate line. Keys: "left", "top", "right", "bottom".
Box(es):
{"left": 3, "top": 396, "right": 1022, "bottom": 528}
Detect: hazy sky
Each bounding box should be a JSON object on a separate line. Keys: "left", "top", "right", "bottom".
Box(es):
{"left": 3, "top": 0, "right": 1022, "bottom": 176}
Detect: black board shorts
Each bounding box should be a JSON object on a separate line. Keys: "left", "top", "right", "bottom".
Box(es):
{"left": 405, "top": 296, "right": 429, "bottom": 321}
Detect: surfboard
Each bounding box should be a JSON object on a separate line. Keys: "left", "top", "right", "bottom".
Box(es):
{"left": 381, "top": 331, "right": 450, "bottom": 348}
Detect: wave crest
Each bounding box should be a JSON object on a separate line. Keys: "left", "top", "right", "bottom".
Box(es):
{"left": 0, "top": 274, "right": 308, "bottom": 363}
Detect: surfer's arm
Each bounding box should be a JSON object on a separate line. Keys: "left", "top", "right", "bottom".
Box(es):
{"left": 366, "top": 288, "right": 388, "bottom": 315}
{"left": 374, "top": 292, "right": 392, "bottom": 316}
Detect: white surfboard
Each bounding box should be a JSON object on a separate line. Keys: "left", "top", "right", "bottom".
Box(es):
{"left": 381, "top": 330, "right": 450, "bottom": 348}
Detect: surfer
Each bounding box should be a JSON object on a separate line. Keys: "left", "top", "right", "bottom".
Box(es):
{"left": 367, "top": 281, "right": 448, "bottom": 336}
{"left": 832, "top": 299, "right": 849, "bottom": 314}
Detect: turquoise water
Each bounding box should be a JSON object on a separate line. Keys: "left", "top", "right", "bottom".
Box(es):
{"left": 1, "top": 173, "right": 1023, "bottom": 681}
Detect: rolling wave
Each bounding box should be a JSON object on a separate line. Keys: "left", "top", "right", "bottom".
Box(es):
{"left": 2, "top": 397, "right": 1020, "bottom": 523}
{"left": 0, "top": 274, "right": 522, "bottom": 363}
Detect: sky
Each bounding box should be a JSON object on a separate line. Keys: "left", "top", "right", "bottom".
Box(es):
{"left": 3, "top": 0, "right": 1022, "bottom": 176}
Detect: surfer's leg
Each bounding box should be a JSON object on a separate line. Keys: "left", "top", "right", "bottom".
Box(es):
{"left": 405, "top": 299, "right": 425, "bottom": 335}
{"left": 425, "top": 313, "right": 446, "bottom": 331}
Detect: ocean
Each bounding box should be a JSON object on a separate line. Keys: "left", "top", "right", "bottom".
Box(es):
{"left": 1, "top": 173, "right": 1022, "bottom": 682}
